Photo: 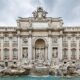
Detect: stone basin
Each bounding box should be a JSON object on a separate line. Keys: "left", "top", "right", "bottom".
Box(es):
{"left": 30, "top": 65, "right": 49, "bottom": 76}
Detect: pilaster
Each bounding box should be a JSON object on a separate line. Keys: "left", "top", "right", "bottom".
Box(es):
{"left": 58, "top": 35, "right": 62, "bottom": 60}
{"left": 76, "top": 37, "right": 79, "bottom": 59}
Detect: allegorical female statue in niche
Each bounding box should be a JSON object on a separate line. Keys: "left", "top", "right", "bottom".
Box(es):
{"left": 52, "top": 49, "right": 58, "bottom": 58}
{"left": 23, "top": 49, "right": 28, "bottom": 58}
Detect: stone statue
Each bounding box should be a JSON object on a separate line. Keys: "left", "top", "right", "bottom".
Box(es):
{"left": 23, "top": 49, "right": 28, "bottom": 58}
{"left": 53, "top": 49, "right": 58, "bottom": 58}
{"left": 35, "top": 48, "right": 45, "bottom": 60}
{"left": 33, "top": 11, "right": 37, "bottom": 18}
{"left": 32, "top": 7, "right": 48, "bottom": 19}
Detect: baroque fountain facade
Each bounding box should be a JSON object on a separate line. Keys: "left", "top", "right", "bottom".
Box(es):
{"left": 0, "top": 6, "right": 80, "bottom": 76}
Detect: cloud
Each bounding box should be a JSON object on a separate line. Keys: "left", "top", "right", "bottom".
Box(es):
{"left": 0, "top": 0, "right": 34, "bottom": 26}
{"left": 0, "top": 0, "right": 80, "bottom": 26}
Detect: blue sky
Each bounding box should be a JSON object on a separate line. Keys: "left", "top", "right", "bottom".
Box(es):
{"left": 0, "top": 0, "right": 80, "bottom": 26}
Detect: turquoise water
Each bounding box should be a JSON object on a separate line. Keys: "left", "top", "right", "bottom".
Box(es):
{"left": 0, "top": 75, "right": 80, "bottom": 80}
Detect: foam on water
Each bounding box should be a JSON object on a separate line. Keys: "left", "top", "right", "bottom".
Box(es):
{"left": 28, "top": 75, "right": 50, "bottom": 77}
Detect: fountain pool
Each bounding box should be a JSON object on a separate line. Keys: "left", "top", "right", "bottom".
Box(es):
{"left": 0, "top": 75, "right": 80, "bottom": 80}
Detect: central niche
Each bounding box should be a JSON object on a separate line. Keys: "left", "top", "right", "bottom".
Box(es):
{"left": 35, "top": 39, "right": 45, "bottom": 60}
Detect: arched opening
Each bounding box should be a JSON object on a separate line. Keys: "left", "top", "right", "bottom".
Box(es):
{"left": 35, "top": 39, "right": 45, "bottom": 60}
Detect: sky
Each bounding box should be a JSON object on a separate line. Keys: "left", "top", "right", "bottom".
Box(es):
{"left": 0, "top": 0, "right": 80, "bottom": 26}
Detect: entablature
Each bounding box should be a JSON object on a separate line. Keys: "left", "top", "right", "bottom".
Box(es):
{"left": 0, "top": 27, "right": 17, "bottom": 32}
{"left": 64, "top": 26, "right": 80, "bottom": 32}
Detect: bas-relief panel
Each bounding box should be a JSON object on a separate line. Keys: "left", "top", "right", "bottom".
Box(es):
{"left": 32, "top": 32, "right": 48, "bottom": 36}
{"left": 52, "top": 37, "right": 58, "bottom": 47}
{"left": 22, "top": 37, "right": 28, "bottom": 46}
{"left": 52, "top": 37, "right": 58, "bottom": 44}
{"left": 51, "top": 22, "right": 61, "bottom": 28}
{"left": 20, "top": 22, "right": 30, "bottom": 29}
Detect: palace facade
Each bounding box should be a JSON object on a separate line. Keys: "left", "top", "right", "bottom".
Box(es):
{"left": 0, "top": 7, "right": 80, "bottom": 66}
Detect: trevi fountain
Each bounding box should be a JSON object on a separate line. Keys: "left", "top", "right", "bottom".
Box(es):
{"left": 0, "top": 4, "right": 80, "bottom": 80}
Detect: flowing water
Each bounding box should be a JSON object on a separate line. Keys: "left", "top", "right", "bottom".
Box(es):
{"left": 0, "top": 75, "right": 80, "bottom": 80}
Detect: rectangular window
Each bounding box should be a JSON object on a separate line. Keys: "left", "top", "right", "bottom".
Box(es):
{"left": 4, "top": 37, "right": 9, "bottom": 42}
{"left": 13, "top": 49, "right": 18, "bottom": 60}
{"left": 12, "top": 37, "right": 18, "bottom": 42}
{"left": 12, "top": 37, "right": 18, "bottom": 47}
{"left": 63, "top": 49, "right": 67, "bottom": 59}
{"left": 71, "top": 49, "right": 76, "bottom": 59}
{"left": 4, "top": 49, "right": 9, "bottom": 60}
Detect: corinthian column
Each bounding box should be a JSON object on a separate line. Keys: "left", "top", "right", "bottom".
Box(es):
{"left": 48, "top": 31, "right": 52, "bottom": 62}
{"left": 68, "top": 37, "right": 71, "bottom": 60}
{"left": 18, "top": 35, "right": 21, "bottom": 60}
{"left": 58, "top": 36, "right": 62, "bottom": 60}
{"left": 28, "top": 31, "right": 32, "bottom": 60}
{"left": 45, "top": 46, "right": 48, "bottom": 61}
{"left": 1, "top": 36, "right": 4, "bottom": 61}
{"left": 76, "top": 37, "right": 79, "bottom": 59}
{"left": 32, "top": 46, "right": 35, "bottom": 60}
{"left": 9, "top": 37, "right": 12, "bottom": 61}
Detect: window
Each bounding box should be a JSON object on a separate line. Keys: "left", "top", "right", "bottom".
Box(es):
{"left": 63, "top": 49, "right": 68, "bottom": 59}
{"left": 4, "top": 49, "right": 9, "bottom": 60}
{"left": 63, "top": 37, "right": 68, "bottom": 48}
{"left": 71, "top": 36, "right": 76, "bottom": 42}
{"left": 63, "top": 37, "right": 67, "bottom": 42}
{"left": 12, "top": 37, "right": 18, "bottom": 47}
{"left": 71, "top": 49, "right": 76, "bottom": 59}
{"left": 13, "top": 49, "right": 18, "bottom": 59}
{"left": 12, "top": 37, "right": 18, "bottom": 42}
{"left": 4, "top": 37, "right": 9, "bottom": 42}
